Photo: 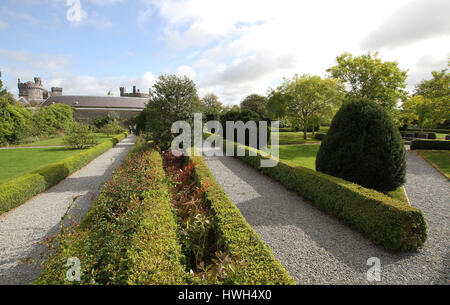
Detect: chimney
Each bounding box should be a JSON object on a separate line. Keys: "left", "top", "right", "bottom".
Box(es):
{"left": 120, "top": 87, "right": 125, "bottom": 96}
{"left": 133, "top": 86, "right": 136, "bottom": 94}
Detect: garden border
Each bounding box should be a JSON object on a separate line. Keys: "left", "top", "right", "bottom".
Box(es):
{"left": 0, "top": 132, "right": 128, "bottom": 216}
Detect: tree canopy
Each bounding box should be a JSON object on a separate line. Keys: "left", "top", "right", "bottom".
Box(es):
{"left": 136, "top": 74, "right": 200, "bottom": 149}
{"left": 240, "top": 94, "right": 267, "bottom": 117}
{"left": 282, "top": 74, "right": 343, "bottom": 139}
{"left": 327, "top": 52, "right": 408, "bottom": 113}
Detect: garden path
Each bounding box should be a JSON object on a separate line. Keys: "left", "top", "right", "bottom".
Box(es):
{"left": 0, "top": 135, "right": 136, "bottom": 285}
{"left": 202, "top": 146, "right": 449, "bottom": 284}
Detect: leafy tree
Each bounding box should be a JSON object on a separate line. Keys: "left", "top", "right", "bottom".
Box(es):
{"left": 201, "top": 93, "right": 223, "bottom": 121}
{"left": 266, "top": 87, "right": 288, "bottom": 120}
{"left": 32, "top": 103, "right": 75, "bottom": 136}
{"left": 283, "top": 74, "right": 343, "bottom": 139}
{"left": 137, "top": 74, "right": 199, "bottom": 149}
{"left": 64, "top": 123, "right": 98, "bottom": 149}
{"left": 402, "top": 95, "right": 435, "bottom": 130}
{"left": 327, "top": 52, "right": 408, "bottom": 113}
{"left": 413, "top": 68, "right": 450, "bottom": 127}
{"left": 0, "top": 74, "right": 17, "bottom": 105}
{"left": 240, "top": 94, "right": 267, "bottom": 117}
{"left": 0, "top": 98, "right": 33, "bottom": 145}
{"left": 316, "top": 98, "right": 406, "bottom": 192}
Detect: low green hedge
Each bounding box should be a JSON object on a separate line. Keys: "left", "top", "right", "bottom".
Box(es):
{"left": 221, "top": 138, "right": 427, "bottom": 252}
{"left": 406, "top": 128, "right": 450, "bottom": 134}
{"left": 410, "top": 139, "right": 450, "bottom": 150}
{"left": 188, "top": 152, "right": 295, "bottom": 284}
{"left": 314, "top": 132, "right": 326, "bottom": 140}
{"left": 0, "top": 132, "right": 128, "bottom": 216}
{"left": 36, "top": 143, "right": 188, "bottom": 285}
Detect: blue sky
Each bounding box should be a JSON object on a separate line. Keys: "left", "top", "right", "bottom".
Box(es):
{"left": 0, "top": 0, "right": 449, "bottom": 105}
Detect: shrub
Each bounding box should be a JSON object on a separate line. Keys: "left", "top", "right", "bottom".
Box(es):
{"left": 316, "top": 98, "right": 406, "bottom": 192}
{"left": 446, "top": 134, "right": 450, "bottom": 140}
{"left": 0, "top": 133, "right": 128, "bottom": 215}
{"left": 188, "top": 150, "right": 295, "bottom": 284}
{"left": 32, "top": 103, "right": 75, "bottom": 137}
{"left": 0, "top": 98, "right": 33, "bottom": 145}
{"left": 428, "top": 132, "right": 437, "bottom": 139}
{"left": 63, "top": 123, "right": 98, "bottom": 149}
{"left": 35, "top": 143, "right": 188, "bottom": 285}
{"left": 221, "top": 138, "right": 427, "bottom": 251}
{"left": 99, "top": 121, "right": 125, "bottom": 136}
{"left": 314, "top": 132, "right": 326, "bottom": 140}
{"left": 410, "top": 139, "right": 450, "bottom": 150}
{"left": 416, "top": 133, "right": 428, "bottom": 139}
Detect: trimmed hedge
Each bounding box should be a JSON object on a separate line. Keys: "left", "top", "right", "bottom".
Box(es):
{"left": 220, "top": 138, "right": 427, "bottom": 251}
{"left": 35, "top": 143, "right": 188, "bottom": 285}
{"left": 188, "top": 151, "right": 295, "bottom": 284}
{"left": 410, "top": 139, "right": 450, "bottom": 150}
{"left": 0, "top": 132, "right": 128, "bottom": 216}
{"left": 314, "top": 132, "right": 326, "bottom": 140}
{"left": 406, "top": 128, "right": 450, "bottom": 134}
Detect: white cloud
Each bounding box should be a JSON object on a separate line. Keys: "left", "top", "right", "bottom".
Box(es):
{"left": 0, "top": 48, "right": 156, "bottom": 97}
{"left": 140, "top": 0, "right": 449, "bottom": 105}
{"left": 361, "top": 0, "right": 450, "bottom": 50}
{"left": 175, "top": 65, "right": 196, "bottom": 79}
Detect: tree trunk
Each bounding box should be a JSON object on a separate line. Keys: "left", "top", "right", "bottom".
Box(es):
{"left": 303, "top": 126, "right": 307, "bottom": 140}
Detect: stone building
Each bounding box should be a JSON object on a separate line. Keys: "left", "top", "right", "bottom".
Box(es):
{"left": 41, "top": 95, "right": 148, "bottom": 123}
{"left": 17, "top": 77, "right": 62, "bottom": 105}
{"left": 119, "top": 86, "right": 150, "bottom": 98}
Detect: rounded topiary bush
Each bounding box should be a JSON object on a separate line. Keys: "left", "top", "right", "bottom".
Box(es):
{"left": 315, "top": 98, "right": 406, "bottom": 192}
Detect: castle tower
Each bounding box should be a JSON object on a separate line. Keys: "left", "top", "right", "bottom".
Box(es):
{"left": 18, "top": 77, "right": 45, "bottom": 104}
{"left": 51, "top": 87, "right": 63, "bottom": 96}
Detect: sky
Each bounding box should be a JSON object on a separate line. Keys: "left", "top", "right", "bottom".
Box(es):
{"left": 0, "top": 0, "right": 449, "bottom": 105}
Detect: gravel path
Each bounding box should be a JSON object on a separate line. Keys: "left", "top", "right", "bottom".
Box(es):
{"left": 0, "top": 135, "right": 136, "bottom": 285}
{"left": 202, "top": 147, "right": 449, "bottom": 284}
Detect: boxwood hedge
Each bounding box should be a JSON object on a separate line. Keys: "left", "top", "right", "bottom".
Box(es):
{"left": 220, "top": 138, "right": 427, "bottom": 252}
{"left": 410, "top": 139, "right": 450, "bottom": 150}
{"left": 0, "top": 132, "right": 128, "bottom": 216}
{"left": 188, "top": 151, "right": 295, "bottom": 284}
{"left": 35, "top": 142, "right": 188, "bottom": 285}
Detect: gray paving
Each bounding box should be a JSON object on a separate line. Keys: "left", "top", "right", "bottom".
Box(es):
{"left": 0, "top": 135, "right": 136, "bottom": 285}
{"left": 202, "top": 147, "right": 449, "bottom": 284}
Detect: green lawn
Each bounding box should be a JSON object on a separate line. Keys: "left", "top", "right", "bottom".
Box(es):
{"left": 0, "top": 147, "right": 84, "bottom": 184}
{"left": 416, "top": 150, "right": 450, "bottom": 179}
{"left": 272, "top": 132, "right": 321, "bottom": 145}
{"left": 274, "top": 143, "right": 408, "bottom": 203}
{"left": 15, "top": 133, "right": 112, "bottom": 147}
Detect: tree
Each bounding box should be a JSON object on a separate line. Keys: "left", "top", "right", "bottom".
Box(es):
{"left": 283, "top": 75, "right": 343, "bottom": 139}
{"left": 413, "top": 68, "right": 450, "bottom": 127}
{"left": 316, "top": 98, "right": 406, "bottom": 192}
{"left": 402, "top": 95, "right": 435, "bottom": 130}
{"left": 266, "top": 87, "right": 288, "bottom": 120}
{"left": 201, "top": 93, "right": 223, "bottom": 121}
{"left": 137, "top": 74, "right": 199, "bottom": 149}
{"left": 240, "top": 94, "right": 267, "bottom": 117}
{"left": 0, "top": 73, "right": 17, "bottom": 105}
{"left": 327, "top": 52, "right": 408, "bottom": 113}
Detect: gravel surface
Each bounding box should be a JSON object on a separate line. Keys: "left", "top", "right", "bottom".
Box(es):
{"left": 202, "top": 147, "right": 449, "bottom": 284}
{"left": 0, "top": 135, "right": 136, "bottom": 285}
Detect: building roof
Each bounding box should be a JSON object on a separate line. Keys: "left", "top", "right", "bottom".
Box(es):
{"left": 42, "top": 95, "right": 149, "bottom": 110}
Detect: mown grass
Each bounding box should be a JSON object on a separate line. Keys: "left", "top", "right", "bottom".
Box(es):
{"left": 273, "top": 143, "right": 408, "bottom": 203}
{"left": 0, "top": 147, "right": 85, "bottom": 183}
{"left": 15, "top": 133, "right": 112, "bottom": 147}
{"left": 416, "top": 150, "right": 450, "bottom": 179}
